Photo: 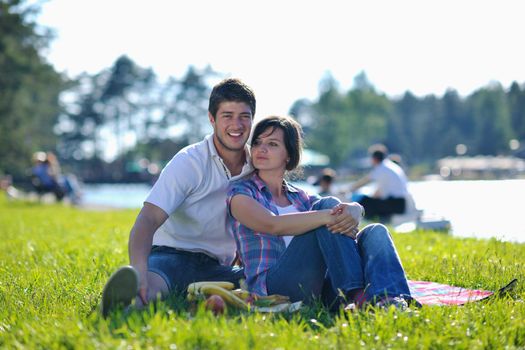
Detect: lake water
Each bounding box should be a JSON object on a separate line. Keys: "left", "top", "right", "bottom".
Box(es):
{"left": 82, "top": 179, "right": 525, "bottom": 244}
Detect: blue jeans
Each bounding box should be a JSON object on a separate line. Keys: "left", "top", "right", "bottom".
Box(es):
{"left": 266, "top": 197, "right": 411, "bottom": 305}
{"left": 148, "top": 246, "right": 244, "bottom": 293}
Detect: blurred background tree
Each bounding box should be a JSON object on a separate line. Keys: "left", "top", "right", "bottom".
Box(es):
{"left": 2, "top": 0, "right": 525, "bottom": 184}
{"left": 54, "top": 59, "right": 216, "bottom": 182}
{"left": 161, "top": 65, "right": 217, "bottom": 144}
{"left": 0, "top": 0, "right": 65, "bottom": 181}
{"left": 467, "top": 84, "right": 512, "bottom": 156}
{"left": 291, "top": 73, "right": 525, "bottom": 173}
{"left": 508, "top": 82, "right": 525, "bottom": 142}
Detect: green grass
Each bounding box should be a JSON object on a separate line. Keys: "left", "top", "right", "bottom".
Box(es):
{"left": 0, "top": 193, "right": 524, "bottom": 349}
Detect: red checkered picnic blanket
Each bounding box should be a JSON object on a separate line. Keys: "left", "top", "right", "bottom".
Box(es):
{"left": 408, "top": 279, "right": 516, "bottom": 306}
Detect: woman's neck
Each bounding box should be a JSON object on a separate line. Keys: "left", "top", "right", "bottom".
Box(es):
{"left": 258, "top": 169, "right": 288, "bottom": 202}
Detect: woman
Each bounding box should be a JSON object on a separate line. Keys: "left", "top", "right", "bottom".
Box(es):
{"left": 227, "top": 116, "right": 414, "bottom": 309}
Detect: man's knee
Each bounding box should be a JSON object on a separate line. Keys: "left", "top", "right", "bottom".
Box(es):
{"left": 312, "top": 196, "right": 341, "bottom": 210}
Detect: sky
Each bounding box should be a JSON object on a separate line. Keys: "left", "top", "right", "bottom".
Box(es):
{"left": 36, "top": 0, "right": 525, "bottom": 123}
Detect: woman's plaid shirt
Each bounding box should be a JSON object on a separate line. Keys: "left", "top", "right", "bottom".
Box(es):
{"left": 226, "top": 172, "right": 319, "bottom": 295}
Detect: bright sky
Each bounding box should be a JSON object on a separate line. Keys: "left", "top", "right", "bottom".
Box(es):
{"left": 37, "top": 0, "right": 525, "bottom": 122}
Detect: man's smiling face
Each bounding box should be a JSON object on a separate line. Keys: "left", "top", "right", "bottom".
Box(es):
{"left": 209, "top": 101, "right": 253, "bottom": 154}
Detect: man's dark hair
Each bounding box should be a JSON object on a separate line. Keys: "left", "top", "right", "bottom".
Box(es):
{"left": 208, "top": 78, "right": 256, "bottom": 119}
{"left": 251, "top": 115, "right": 303, "bottom": 171}
{"left": 368, "top": 143, "right": 388, "bottom": 162}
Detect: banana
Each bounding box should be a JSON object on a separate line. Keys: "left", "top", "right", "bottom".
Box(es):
{"left": 186, "top": 281, "right": 289, "bottom": 311}
{"left": 187, "top": 281, "right": 235, "bottom": 295}
{"left": 231, "top": 288, "right": 252, "bottom": 300}
{"left": 256, "top": 294, "right": 289, "bottom": 301}
{"left": 254, "top": 294, "right": 290, "bottom": 305}
{"left": 199, "top": 285, "right": 250, "bottom": 311}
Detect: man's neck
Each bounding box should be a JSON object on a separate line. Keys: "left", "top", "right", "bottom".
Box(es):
{"left": 222, "top": 154, "right": 246, "bottom": 177}
{"left": 216, "top": 146, "right": 247, "bottom": 177}
{"left": 211, "top": 133, "right": 249, "bottom": 177}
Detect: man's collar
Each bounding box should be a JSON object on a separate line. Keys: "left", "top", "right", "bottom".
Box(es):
{"left": 206, "top": 134, "right": 219, "bottom": 157}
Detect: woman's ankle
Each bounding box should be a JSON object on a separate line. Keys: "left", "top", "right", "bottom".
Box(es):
{"left": 346, "top": 288, "right": 367, "bottom": 307}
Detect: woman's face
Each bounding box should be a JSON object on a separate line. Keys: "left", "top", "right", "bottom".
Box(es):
{"left": 251, "top": 127, "right": 289, "bottom": 173}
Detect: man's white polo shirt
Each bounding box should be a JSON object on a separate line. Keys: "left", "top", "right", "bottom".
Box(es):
{"left": 145, "top": 134, "right": 253, "bottom": 265}
{"left": 370, "top": 158, "right": 408, "bottom": 199}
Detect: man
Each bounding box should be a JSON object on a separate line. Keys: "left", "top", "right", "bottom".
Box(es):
{"left": 350, "top": 144, "right": 409, "bottom": 221}
{"left": 101, "top": 78, "right": 362, "bottom": 317}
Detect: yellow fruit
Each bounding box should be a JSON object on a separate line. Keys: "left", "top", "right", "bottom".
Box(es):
{"left": 256, "top": 294, "right": 290, "bottom": 304}
{"left": 187, "top": 281, "right": 235, "bottom": 295}
{"left": 231, "top": 288, "right": 252, "bottom": 300}
{"left": 199, "top": 285, "right": 250, "bottom": 311}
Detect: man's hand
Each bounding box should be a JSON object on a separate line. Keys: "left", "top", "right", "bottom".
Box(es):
{"left": 135, "top": 266, "right": 149, "bottom": 305}
{"left": 326, "top": 202, "right": 364, "bottom": 238}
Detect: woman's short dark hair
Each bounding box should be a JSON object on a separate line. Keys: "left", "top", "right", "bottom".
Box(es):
{"left": 251, "top": 115, "right": 303, "bottom": 171}
{"left": 208, "top": 78, "right": 256, "bottom": 119}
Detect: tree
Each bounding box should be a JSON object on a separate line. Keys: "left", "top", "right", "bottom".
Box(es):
{"left": 291, "top": 72, "right": 525, "bottom": 173}
{"left": 56, "top": 60, "right": 221, "bottom": 181}
{"left": 345, "top": 84, "right": 391, "bottom": 158}
{"left": 390, "top": 92, "right": 421, "bottom": 163}
{"left": 0, "top": 0, "right": 65, "bottom": 180}
{"left": 418, "top": 95, "right": 444, "bottom": 161}
{"left": 352, "top": 71, "right": 374, "bottom": 92}
{"left": 439, "top": 90, "right": 467, "bottom": 156}
{"left": 161, "top": 65, "right": 217, "bottom": 144}
{"left": 467, "top": 84, "right": 512, "bottom": 155}
{"left": 57, "top": 56, "right": 155, "bottom": 161}
{"left": 293, "top": 72, "right": 391, "bottom": 167}
{"left": 508, "top": 81, "right": 525, "bottom": 142}
{"left": 304, "top": 73, "right": 351, "bottom": 166}
{"left": 100, "top": 55, "right": 155, "bottom": 159}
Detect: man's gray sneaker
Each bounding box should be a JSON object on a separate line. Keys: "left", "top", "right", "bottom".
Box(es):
{"left": 101, "top": 265, "right": 139, "bottom": 318}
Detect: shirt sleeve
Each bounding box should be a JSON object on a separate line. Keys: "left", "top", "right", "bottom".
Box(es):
{"left": 145, "top": 151, "right": 202, "bottom": 215}
{"left": 308, "top": 192, "right": 321, "bottom": 205}
{"left": 289, "top": 183, "right": 321, "bottom": 211}
{"left": 226, "top": 180, "right": 255, "bottom": 217}
{"left": 369, "top": 165, "right": 381, "bottom": 181}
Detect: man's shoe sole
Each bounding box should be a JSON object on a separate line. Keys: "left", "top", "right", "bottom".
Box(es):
{"left": 100, "top": 266, "right": 139, "bottom": 318}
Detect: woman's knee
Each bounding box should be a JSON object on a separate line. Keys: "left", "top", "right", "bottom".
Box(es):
{"left": 357, "top": 223, "right": 392, "bottom": 243}
{"left": 312, "top": 196, "right": 341, "bottom": 210}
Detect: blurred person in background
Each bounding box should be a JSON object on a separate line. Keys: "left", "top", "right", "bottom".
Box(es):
{"left": 314, "top": 168, "right": 337, "bottom": 197}
{"left": 31, "top": 151, "right": 65, "bottom": 201}
{"left": 350, "top": 144, "right": 409, "bottom": 222}
{"left": 30, "top": 151, "right": 82, "bottom": 204}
